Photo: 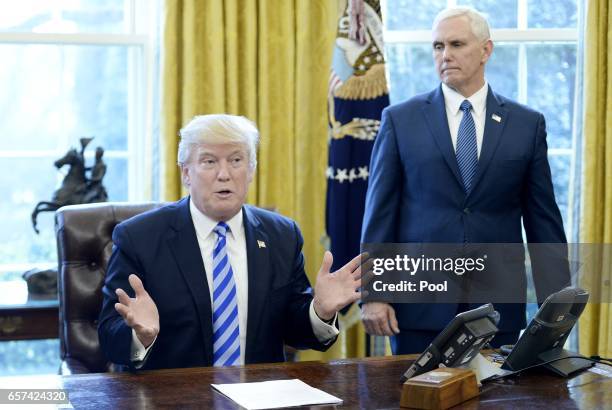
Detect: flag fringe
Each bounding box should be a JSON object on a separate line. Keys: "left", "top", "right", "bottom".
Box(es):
{"left": 333, "top": 64, "right": 388, "bottom": 100}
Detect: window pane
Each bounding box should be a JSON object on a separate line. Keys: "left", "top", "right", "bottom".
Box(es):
{"left": 104, "top": 156, "right": 128, "bottom": 201}
{"left": 526, "top": 44, "right": 576, "bottom": 150}
{"left": 384, "top": 0, "right": 446, "bottom": 30}
{"left": 548, "top": 154, "right": 571, "bottom": 226}
{"left": 0, "top": 0, "right": 128, "bottom": 34}
{"left": 0, "top": 339, "right": 60, "bottom": 375}
{"left": 0, "top": 157, "right": 59, "bottom": 264}
{"left": 486, "top": 43, "right": 519, "bottom": 101}
{"left": 457, "top": 0, "right": 518, "bottom": 29}
{"left": 0, "top": 153, "right": 126, "bottom": 266}
{"left": 386, "top": 43, "right": 438, "bottom": 103}
{"left": 528, "top": 0, "right": 577, "bottom": 28}
{"left": 0, "top": 44, "right": 130, "bottom": 151}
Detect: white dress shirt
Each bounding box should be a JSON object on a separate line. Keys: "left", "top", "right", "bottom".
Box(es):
{"left": 130, "top": 199, "right": 339, "bottom": 365}
{"left": 441, "top": 81, "right": 489, "bottom": 159}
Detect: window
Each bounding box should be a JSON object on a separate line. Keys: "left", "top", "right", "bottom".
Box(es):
{"left": 0, "top": 0, "right": 158, "bottom": 375}
{"left": 0, "top": 0, "right": 157, "bottom": 280}
{"left": 382, "top": 0, "right": 580, "bottom": 329}
{"left": 383, "top": 0, "right": 579, "bottom": 239}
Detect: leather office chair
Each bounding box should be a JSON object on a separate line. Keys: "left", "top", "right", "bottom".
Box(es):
{"left": 55, "top": 202, "right": 164, "bottom": 374}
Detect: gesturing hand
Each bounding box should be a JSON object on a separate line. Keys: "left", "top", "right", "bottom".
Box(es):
{"left": 114, "top": 274, "right": 160, "bottom": 348}
{"left": 313, "top": 251, "right": 364, "bottom": 321}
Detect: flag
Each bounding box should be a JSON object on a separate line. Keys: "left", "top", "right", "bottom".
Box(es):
{"left": 326, "top": 0, "right": 390, "bottom": 277}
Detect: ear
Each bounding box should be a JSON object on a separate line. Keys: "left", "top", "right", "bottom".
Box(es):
{"left": 247, "top": 166, "right": 255, "bottom": 184}
{"left": 181, "top": 165, "right": 190, "bottom": 187}
{"left": 482, "top": 39, "right": 493, "bottom": 64}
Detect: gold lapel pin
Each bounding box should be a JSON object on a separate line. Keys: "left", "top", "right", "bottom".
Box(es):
{"left": 257, "top": 240, "right": 266, "bottom": 248}
{"left": 492, "top": 114, "right": 502, "bottom": 123}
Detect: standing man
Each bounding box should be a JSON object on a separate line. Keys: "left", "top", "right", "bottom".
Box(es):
{"left": 360, "top": 7, "right": 568, "bottom": 354}
{"left": 99, "top": 114, "right": 364, "bottom": 370}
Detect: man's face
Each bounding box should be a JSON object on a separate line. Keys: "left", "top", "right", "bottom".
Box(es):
{"left": 181, "top": 142, "right": 253, "bottom": 221}
{"left": 432, "top": 16, "right": 492, "bottom": 97}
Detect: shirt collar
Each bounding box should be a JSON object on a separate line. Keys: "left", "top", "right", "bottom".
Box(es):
{"left": 189, "top": 197, "right": 243, "bottom": 241}
{"left": 441, "top": 80, "right": 488, "bottom": 116}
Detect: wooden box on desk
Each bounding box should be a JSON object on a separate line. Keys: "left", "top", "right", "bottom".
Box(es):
{"left": 400, "top": 367, "right": 479, "bottom": 409}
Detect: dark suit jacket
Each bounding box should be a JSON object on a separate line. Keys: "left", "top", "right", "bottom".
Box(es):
{"left": 98, "top": 198, "right": 334, "bottom": 370}
{"left": 361, "top": 85, "right": 569, "bottom": 332}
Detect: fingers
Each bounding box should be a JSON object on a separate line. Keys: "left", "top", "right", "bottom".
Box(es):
{"left": 388, "top": 306, "right": 400, "bottom": 334}
{"left": 115, "top": 305, "right": 140, "bottom": 329}
{"left": 362, "top": 303, "right": 383, "bottom": 335}
{"left": 128, "top": 274, "right": 146, "bottom": 297}
{"left": 362, "top": 303, "right": 397, "bottom": 336}
{"left": 361, "top": 269, "right": 375, "bottom": 288}
{"left": 367, "top": 315, "right": 385, "bottom": 336}
{"left": 342, "top": 253, "right": 364, "bottom": 274}
{"left": 114, "top": 302, "right": 129, "bottom": 319}
{"left": 318, "top": 251, "right": 333, "bottom": 275}
{"left": 356, "top": 257, "right": 373, "bottom": 278}
{"left": 377, "top": 312, "right": 394, "bottom": 336}
{"left": 116, "top": 288, "right": 131, "bottom": 306}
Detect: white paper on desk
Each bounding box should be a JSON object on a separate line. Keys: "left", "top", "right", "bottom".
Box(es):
{"left": 211, "top": 378, "right": 342, "bottom": 409}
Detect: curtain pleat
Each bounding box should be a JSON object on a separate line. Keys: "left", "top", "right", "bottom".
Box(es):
{"left": 161, "top": 0, "right": 365, "bottom": 361}
{"left": 579, "top": 0, "right": 612, "bottom": 358}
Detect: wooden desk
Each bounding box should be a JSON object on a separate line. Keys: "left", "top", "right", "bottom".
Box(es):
{"left": 0, "top": 280, "right": 58, "bottom": 341}
{"left": 1, "top": 355, "right": 610, "bottom": 408}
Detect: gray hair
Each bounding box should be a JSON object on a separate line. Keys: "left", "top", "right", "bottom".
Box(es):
{"left": 177, "top": 114, "right": 259, "bottom": 169}
{"left": 433, "top": 7, "right": 491, "bottom": 42}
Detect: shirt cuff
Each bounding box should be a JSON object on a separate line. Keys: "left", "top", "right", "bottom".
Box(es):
{"left": 309, "top": 300, "right": 339, "bottom": 343}
{"left": 130, "top": 329, "right": 156, "bottom": 367}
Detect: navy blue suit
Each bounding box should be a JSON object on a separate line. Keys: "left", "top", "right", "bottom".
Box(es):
{"left": 98, "top": 198, "right": 333, "bottom": 370}
{"left": 361, "top": 85, "right": 568, "bottom": 352}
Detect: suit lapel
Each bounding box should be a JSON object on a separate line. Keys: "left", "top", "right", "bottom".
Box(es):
{"left": 468, "top": 87, "right": 509, "bottom": 196}
{"left": 166, "top": 198, "right": 214, "bottom": 364}
{"left": 422, "top": 86, "right": 464, "bottom": 188}
{"left": 242, "top": 206, "right": 272, "bottom": 363}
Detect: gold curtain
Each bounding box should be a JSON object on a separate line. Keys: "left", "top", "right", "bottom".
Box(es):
{"left": 579, "top": 0, "right": 612, "bottom": 358}
{"left": 161, "top": 0, "right": 365, "bottom": 360}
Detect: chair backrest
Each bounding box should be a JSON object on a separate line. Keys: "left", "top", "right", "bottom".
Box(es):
{"left": 55, "top": 202, "right": 164, "bottom": 374}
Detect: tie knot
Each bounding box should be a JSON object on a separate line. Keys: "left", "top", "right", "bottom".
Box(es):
{"left": 460, "top": 100, "right": 472, "bottom": 113}
{"left": 214, "top": 221, "right": 230, "bottom": 237}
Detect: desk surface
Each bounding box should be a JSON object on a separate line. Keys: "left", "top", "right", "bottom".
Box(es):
{"left": 1, "top": 355, "right": 610, "bottom": 409}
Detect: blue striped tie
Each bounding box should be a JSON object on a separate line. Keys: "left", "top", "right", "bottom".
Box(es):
{"left": 212, "top": 222, "right": 240, "bottom": 366}
{"left": 456, "top": 100, "right": 478, "bottom": 193}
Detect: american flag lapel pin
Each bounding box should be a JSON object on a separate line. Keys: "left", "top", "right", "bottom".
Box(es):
{"left": 492, "top": 113, "right": 502, "bottom": 123}
{"left": 257, "top": 240, "right": 266, "bottom": 248}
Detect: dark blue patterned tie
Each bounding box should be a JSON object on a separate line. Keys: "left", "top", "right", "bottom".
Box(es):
{"left": 456, "top": 100, "right": 478, "bottom": 193}
{"left": 212, "top": 222, "right": 240, "bottom": 366}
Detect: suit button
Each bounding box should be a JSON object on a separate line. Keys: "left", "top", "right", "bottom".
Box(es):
{"left": 463, "top": 208, "right": 471, "bottom": 214}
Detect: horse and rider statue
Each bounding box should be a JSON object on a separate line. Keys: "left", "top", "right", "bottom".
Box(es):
{"left": 31, "top": 137, "right": 108, "bottom": 234}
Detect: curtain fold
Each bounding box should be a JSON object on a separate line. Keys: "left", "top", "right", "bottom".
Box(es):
{"left": 579, "top": 0, "right": 612, "bottom": 358}
{"left": 161, "top": 0, "right": 361, "bottom": 361}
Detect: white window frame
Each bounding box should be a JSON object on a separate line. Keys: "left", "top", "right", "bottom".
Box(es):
{"left": 381, "top": 0, "right": 580, "bottom": 241}
{"left": 0, "top": 0, "right": 158, "bottom": 276}
{"left": 0, "top": 0, "right": 157, "bottom": 201}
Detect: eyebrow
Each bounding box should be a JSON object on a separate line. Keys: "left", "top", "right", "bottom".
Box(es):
{"left": 197, "top": 150, "right": 246, "bottom": 159}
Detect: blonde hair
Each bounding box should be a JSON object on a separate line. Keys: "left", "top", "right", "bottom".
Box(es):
{"left": 177, "top": 114, "right": 259, "bottom": 169}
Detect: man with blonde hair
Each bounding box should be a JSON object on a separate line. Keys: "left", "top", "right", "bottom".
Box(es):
{"left": 361, "top": 7, "right": 568, "bottom": 353}
{"left": 99, "top": 114, "right": 364, "bottom": 369}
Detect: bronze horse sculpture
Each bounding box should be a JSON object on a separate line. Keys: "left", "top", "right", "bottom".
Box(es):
{"left": 31, "top": 138, "right": 108, "bottom": 233}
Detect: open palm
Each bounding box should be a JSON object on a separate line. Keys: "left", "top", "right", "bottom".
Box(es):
{"left": 313, "top": 251, "right": 364, "bottom": 320}
{"left": 114, "top": 274, "right": 160, "bottom": 347}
